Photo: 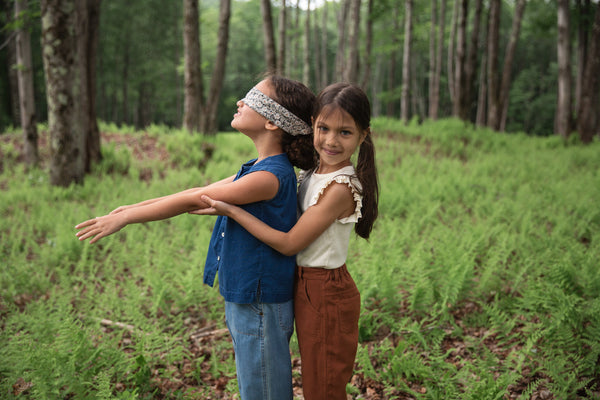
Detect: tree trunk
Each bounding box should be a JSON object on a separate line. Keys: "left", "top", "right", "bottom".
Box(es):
{"left": 476, "top": 51, "right": 487, "bottom": 126}
{"left": 360, "top": 0, "right": 374, "bottom": 90}
{"left": 200, "top": 0, "right": 230, "bottom": 134}
{"left": 453, "top": 0, "right": 467, "bottom": 119}
{"left": 465, "top": 0, "right": 483, "bottom": 121}
{"left": 428, "top": 0, "right": 437, "bottom": 119}
{"left": 4, "top": 0, "right": 21, "bottom": 127}
{"left": 335, "top": 0, "right": 350, "bottom": 79}
{"left": 277, "top": 0, "right": 287, "bottom": 75}
{"left": 430, "top": 0, "right": 446, "bottom": 120}
{"left": 15, "top": 0, "right": 39, "bottom": 167}
{"left": 345, "top": 0, "right": 361, "bottom": 83}
{"left": 575, "top": 0, "right": 591, "bottom": 114}
{"left": 260, "top": 0, "right": 277, "bottom": 74}
{"left": 291, "top": 0, "right": 300, "bottom": 79}
{"left": 387, "top": 3, "right": 400, "bottom": 117}
{"left": 447, "top": 0, "right": 458, "bottom": 106}
{"left": 183, "top": 0, "right": 201, "bottom": 133}
{"left": 302, "top": 0, "right": 311, "bottom": 86}
{"left": 577, "top": 3, "right": 600, "bottom": 143}
{"left": 401, "top": 0, "right": 413, "bottom": 123}
{"left": 83, "top": 0, "right": 102, "bottom": 171}
{"left": 41, "top": 0, "right": 85, "bottom": 186}
{"left": 499, "top": 0, "right": 526, "bottom": 132}
{"left": 556, "top": 0, "right": 571, "bottom": 137}
{"left": 320, "top": 1, "right": 329, "bottom": 88}
{"left": 486, "top": 0, "right": 500, "bottom": 130}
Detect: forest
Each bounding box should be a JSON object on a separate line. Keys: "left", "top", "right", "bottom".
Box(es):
{"left": 2, "top": 0, "right": 600, "bottom": 399}
{"left": 0, "top": 0, "right": 599, "bottom": 186}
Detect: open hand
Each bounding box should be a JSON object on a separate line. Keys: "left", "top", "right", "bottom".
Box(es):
{"left": 188, "top": 195, "right": 232, "bottom": 216}
{"left": 75, "top": 213, "right": 127, "bottom": 244}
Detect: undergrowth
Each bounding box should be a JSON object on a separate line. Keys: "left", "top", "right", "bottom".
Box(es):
{"left": 1, "top": 119, "right": 599, "bottom": 399}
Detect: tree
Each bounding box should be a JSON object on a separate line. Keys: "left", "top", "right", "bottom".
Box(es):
{"left": 345, "top": 0, "right": 361, "bottom": 83}
{"left": 429, "top": 0, "right": 446, "bottom": 120}
{"left": 302, "top": 0, "right": 310, "bottom": 86}
{"left": 41, "top": 0, "right": 85, "bottom": 186}
{"left": 260, "top": 0, "right": 277, "bottom": 74}
{"left": 200, "top": 0, "right": 230, "bottom": 134}
{"left": 576, "top": 3, "right": 600, "bottom": 143}
{"left": 452, "top": 0, "right": 467, "bottom": 119}
{"left": 81, "top": 0, "right": 102, "bottom": 171}
{"left": 464, "top": 0, "right": 483, "bottom": 121}
{"left": 15, "top": 0, "right": 38, "bottom": 167}
{"left": 183, "top": 0, "right": 201, "bottom": 133}
{"left": 360, "top": 0, "right": 374, "bottom": 90}
{"left": 556, "top": 0, "right": 571, "bottom": 138}
{"left": 335, "top": 0, "right": 349, "bottom": 80}
{"left": 498, "top": 0, "right": 526, "bottom": 131}
{"left": 401, "top": 0, "right": 413, "bottom": 122}
{"left": 277, "top": 0, "right": 287, "bottom": 75}
{"left": 486, "top": 0, "right": 501, "bottom": 130}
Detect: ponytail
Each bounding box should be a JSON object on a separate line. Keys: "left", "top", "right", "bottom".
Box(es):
{"left": 355, "top": 134, "right": 379, "bottom": 239}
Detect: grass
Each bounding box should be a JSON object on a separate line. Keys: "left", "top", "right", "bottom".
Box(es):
{"left": 1, "top": 118, "right": 600, "bottom": 399}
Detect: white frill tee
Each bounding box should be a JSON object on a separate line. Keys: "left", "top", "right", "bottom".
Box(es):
{"left": 295, "top": 165, "right": 363, "bottom": 269}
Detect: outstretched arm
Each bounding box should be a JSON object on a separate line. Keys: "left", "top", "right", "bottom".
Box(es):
{"left": 197, "top": 182, "right": 356, "bottom": 256}
{"left": 76, "top": 171, "right": 277, "bottom": 244}
{"left": 109, "top": 175, "right": 236, "bottom": 215}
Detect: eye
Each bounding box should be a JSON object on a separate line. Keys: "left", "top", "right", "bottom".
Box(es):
{"left": 318, "top": 125, "right": 329, "bottom": 132}
{"left": 340, "top": 130, "right": 353, "bottom": 137}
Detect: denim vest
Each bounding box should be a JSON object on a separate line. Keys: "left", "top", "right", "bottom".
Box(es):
{"left": 203, "top": 154, "right": 297, "bottom": 303}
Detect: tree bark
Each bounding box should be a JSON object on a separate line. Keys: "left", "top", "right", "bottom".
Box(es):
{"left": 556, "top": 0, "right": 571, "bottom": 137}
{"left": 360, "top": 0, "right": 373, "bottom": 90}
{"left": 387, "top": 3, "right": 400, "bottom": 117}
{"left": 499, "top": 0, "right": 526, "bottom": 132}
{"left": 335, "top": 0, "right": 350, "bottom": 79}
{"left": 183, "top": 0, "right": 201, "bottom": 133}
{"left": 302, "top": 0, "right": 311, "bottom": 86}
{"left": 453, "top": 0, "right": 467, "bottom": 119}
{"left": 447, "top": 0, "right": 458, "bottom": 106}
{"left": 345, "top": 0, "right": 361, "bottom": 83}
{"left": 277, "top": 0, "right": 287, "bottom": 75}
{"left": 486, "top": 0, "right": 500, "bottom": 130}
{"left": 41, "top": 0, "right": 85, "bottom": 186}
{"left": 577, "top": 3, "right": 600, "bottom": 143}
{"left": 320, "top": 1, "right": 329, "bottom": 88}
{"left": 15, "top": 0, "right": 39, "bottom": 167}
{"left": 465, "top": 0, "right": 483, "bottom": 121}
{"left": 428, "top": 0, "right": 437, "bottom": 119}
{"left": 430, "top": 0, "right": 446, "bottom": 120}
{"left": 401, "top": 0, "right": 413, "bottom": 123}
{"left": 83, "top": 0, "right": 102, "bottom": 171}
{"left": 200, "top": 0, "right": 230, "bottom": 134}
{"left": 260, "top": 0, "right": 277, "bottom": 74}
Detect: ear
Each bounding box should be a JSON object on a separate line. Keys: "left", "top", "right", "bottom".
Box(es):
{"left": 265, "top": 120, "right": 281, "bottom": 132}
{"left": 359, "top": 127, "right": 371, "bottom": 146}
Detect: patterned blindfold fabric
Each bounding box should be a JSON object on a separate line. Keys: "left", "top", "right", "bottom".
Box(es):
{"left": 241, "top": 88, "right": 313, "bottom": 136}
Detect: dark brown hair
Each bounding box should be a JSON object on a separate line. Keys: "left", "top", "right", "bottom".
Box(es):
{"left": 268, "top": 75, "right": 318, "bottom": 171}
{"left": 313, "top": 83, "right": 379, "bottom": 239}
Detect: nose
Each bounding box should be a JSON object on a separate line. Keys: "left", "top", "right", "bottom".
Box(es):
{"left": 325, "top": 132, "right": 338, "bottom": 147}
{"left": 237, "top": 99, "right": 244, "bottom": 107}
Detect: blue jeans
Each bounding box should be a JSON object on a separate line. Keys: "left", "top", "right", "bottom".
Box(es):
{"left": 225, "top": 300, "right": 294, "bottom": 400}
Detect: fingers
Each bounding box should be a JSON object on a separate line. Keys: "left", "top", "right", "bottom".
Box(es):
{"left": 75, "top": 218, "right": 96, "bottom": 229}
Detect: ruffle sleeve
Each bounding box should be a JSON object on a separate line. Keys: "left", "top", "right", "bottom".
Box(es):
{"left": 310, "top": 174, "right": 363, "bottom": 223}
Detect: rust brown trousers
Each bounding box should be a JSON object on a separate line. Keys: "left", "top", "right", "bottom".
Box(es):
{"left": 294, "top": 264, "right": 361, "bottom": 400}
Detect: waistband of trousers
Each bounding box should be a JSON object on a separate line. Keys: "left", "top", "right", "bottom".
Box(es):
{"left": 296, "top": 264, "right": 348, "bottom": 280}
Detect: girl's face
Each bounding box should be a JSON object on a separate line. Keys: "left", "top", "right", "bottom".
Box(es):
{"left": 313, "top": 106, "right": 366, "bottom": 174}
{"left": 231, "top": 79, "right": 273, "bottom": 135}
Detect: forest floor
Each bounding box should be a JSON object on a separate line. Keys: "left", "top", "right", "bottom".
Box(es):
{"left": 1, "top": 129, "right": 558, "bottom": 400}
